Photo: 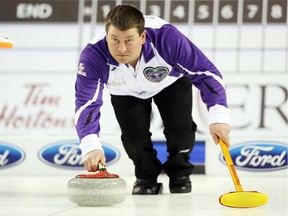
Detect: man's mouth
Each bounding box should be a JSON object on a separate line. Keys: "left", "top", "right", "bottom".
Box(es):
{"left": 118, "top": 54, "right": 128, "bottom": 57}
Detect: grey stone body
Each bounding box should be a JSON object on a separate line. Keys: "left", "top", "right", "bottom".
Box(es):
{"left": 67, "top": 177, "right": 127, "bottom": 206}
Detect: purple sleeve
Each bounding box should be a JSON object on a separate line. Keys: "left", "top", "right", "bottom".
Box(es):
{"left": 74, "top": 44, "right": 109, "bottom": 140}
{"left": 150, "top": 25, "right": 228, "bottom": 109}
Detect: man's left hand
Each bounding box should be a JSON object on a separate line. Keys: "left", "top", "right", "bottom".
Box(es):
{"left": 209, "top": 123, "right": 231, "bottom": 148}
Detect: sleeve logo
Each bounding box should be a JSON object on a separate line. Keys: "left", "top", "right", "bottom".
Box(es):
{"left": 77, "top": 63, "right": 86, "bottom": 76}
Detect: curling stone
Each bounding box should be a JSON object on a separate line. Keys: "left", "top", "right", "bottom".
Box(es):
{"left": 67, "top": 165, "right": 127, "bottom": 206}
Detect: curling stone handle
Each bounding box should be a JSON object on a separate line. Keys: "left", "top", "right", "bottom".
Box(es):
{"left": 99, "top": 163, "right": 107, "bottom": 172}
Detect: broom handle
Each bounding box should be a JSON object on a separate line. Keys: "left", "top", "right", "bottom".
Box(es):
{"left": 219, "top": 139, "right": 243, "bottom": 192}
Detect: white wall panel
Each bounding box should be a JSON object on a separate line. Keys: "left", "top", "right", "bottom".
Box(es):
{"left": 0, "top": 24, "right": 80, "bottom": 48}
{"left": 0, "top": 50, "right": 78, "bottom": 72}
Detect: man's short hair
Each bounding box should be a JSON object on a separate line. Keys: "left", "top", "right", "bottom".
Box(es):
{"left": 105, "top": 5, "right": 145, "bottom": 35}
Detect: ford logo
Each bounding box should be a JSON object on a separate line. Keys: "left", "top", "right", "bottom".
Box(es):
{"left": 39, "top": 140, "right": 120, "bottom": 169}
{"left": 0, "top": 141, "right": 25, "bottom": 169}
{"left": 220, "top": 141, "right": 288, "bottom": 171}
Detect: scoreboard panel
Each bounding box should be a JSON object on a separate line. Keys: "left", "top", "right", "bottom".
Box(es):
{"left": 218, "top": 0, "right": 238, "bottom": 23}
{"left": 242, "top": 0, "right": 263, "bottom": 23}
{"left": 194, "top": 0, "right": 214, "bottom": 23}
{"left": 0, "top": 0, "right": 286, "bottom": 24}
{"left": 170, "top": 0, "right": 190, "bottom": 23}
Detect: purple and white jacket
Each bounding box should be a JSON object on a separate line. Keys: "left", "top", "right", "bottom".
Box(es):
{"left": 75, "top": 16, "right": 230, "bottom": 157}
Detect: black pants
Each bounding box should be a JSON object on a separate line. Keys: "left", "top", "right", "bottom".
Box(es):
{"left": 111, "top": 76, "right": 197, "bottom": 180}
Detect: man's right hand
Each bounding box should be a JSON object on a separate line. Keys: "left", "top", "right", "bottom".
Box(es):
{"left": 82, "top": 149, "right": 106, "bottom": 172}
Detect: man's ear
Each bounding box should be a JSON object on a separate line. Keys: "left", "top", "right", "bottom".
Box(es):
{"left": 141, "top": 30, "right": 146, "bottom": 44}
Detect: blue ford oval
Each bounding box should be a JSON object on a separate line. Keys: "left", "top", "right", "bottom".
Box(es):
{"left": 219, "top": 141, "right": 288, "bottom": 172}
{"left": 0, "top": 141, "right": 25, "bottom": 169}
{"left": 39, "top": 140, "right": 120, "bottom": 169}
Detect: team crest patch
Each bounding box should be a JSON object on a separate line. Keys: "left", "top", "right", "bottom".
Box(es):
{"left": 77, "top": 63, "right": 86, "bottom": 76}
{"left": 143, "top": 66, "right": 169, "bottom": 82}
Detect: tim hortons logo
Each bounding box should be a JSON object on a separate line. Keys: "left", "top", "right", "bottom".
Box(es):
{"left": 0, "top": 83, "right": 74, "bottom": 130}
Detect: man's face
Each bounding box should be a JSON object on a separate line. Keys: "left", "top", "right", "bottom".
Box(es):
{"left": 106, "top": 25, "right": 146, "bottom": 67}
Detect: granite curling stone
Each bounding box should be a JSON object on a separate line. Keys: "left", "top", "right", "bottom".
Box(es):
{"left": 67, "top": 166, "right": 127, "bottom": 206}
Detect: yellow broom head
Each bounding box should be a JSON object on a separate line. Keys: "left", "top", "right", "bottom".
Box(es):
{"left": 219, "top": 191, "right": 268, "bottom": 208}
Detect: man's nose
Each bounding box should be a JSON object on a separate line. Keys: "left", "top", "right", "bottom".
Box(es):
{"left": 118, "top": 42, "right": 127, "bottom": 52}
